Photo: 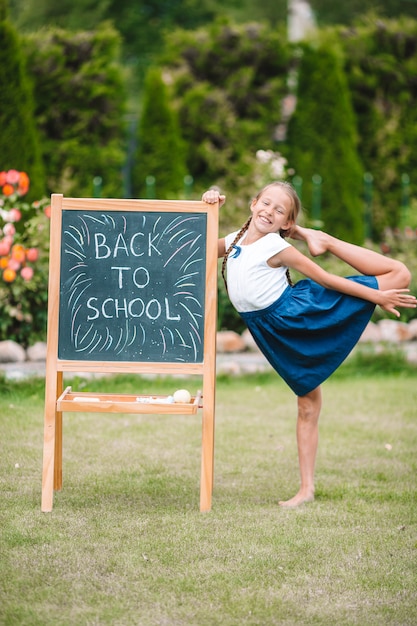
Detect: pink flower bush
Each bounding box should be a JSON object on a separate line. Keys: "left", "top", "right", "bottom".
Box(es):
{"left": 0, "top": 169, "right": 30, "bottom": 196}
{"left": 9, "top": 208, "right": 22, "bottom": 222}
{"left": 0, "top": 170, "right": 49, "bottom": 285}
{"left": 20, "top": 266, "right": 34, "bottom": 281}
{"left": 0, "top": 169, "right": 51, "bottom": 345}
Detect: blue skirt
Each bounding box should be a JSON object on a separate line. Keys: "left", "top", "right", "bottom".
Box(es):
{"left": 239, "top": 276, "right": 378, "bottom": 396}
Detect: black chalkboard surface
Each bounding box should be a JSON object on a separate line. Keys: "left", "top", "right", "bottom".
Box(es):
{"left": 58, "top": 210, "right": 207, "bottom": 363}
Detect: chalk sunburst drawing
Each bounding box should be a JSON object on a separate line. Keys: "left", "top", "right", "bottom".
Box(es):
{"left": 58, "top": 210, "right": 207, "bottom": 363}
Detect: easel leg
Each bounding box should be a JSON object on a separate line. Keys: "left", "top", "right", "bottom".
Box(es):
{"left": 200, "top": 391, "right": 215, "bottom": 512}
{"left": 41, "top": 372, "right": 59, "bottom": 512}
{"left": 41, "top": 405, "right": 56, "bottom": 512}
{"left": 54, "top": 371, "right": 63, "bottom": 491}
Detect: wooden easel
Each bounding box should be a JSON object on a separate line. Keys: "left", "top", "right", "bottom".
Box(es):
{"left": 41, "top": 195, "right": 218, "bottom": 512}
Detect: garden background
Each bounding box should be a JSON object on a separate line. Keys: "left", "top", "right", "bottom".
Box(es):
{"left": 1, "top": 0, "right": 417, "bottom": 346}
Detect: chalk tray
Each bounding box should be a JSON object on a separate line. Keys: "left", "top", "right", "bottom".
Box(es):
{"left": 56, "top": 386, "right": 202, "bottom": 415}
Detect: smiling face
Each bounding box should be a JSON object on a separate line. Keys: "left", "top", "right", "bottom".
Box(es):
{"left": 249, "top": 183, "right": 297, "bottom": 236}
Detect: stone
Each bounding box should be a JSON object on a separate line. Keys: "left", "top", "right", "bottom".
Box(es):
{"left": 377, "top": 319, "right": 412, "bottom": 342}
{"left": 359, "top": 321, "right": 381, "bottom": 342}
{"left": 403, "top": 342, "right": 417, "bottom": 364}
{"left": 241, "top": 328, "right": 261, "bottom": 352}
{"left": 216, "top": 330, "right": 246, "bottom": 353}
{"left": 216, "top": 360, "right": 242, "bottom": 375}
{"left": 26, "top": 341, "right": 47, "bottom": 361}
{"left": 408, "top": 319, "right": 417, "bottom": 340}
{"left": 0, "top": 340, "right": 26, "bottom": 363}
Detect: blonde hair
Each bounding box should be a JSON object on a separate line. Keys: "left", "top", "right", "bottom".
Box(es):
{"left": 221, "top": 181, "right": 301, "bottom": 291}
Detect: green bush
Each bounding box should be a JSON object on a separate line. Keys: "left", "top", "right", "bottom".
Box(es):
{"left": 0, "top": 10, "right": 45, "bottom": 200}
{"left": 217, "top": 268, "right": 246, "bottom": 333}
{"left": 340, "top": 17, "right": 417, "bottom": 238}
{"left": 133, "top": 66, "right": 187, "bottom": 199}
{"left": 374, "top": 230, "right": 417, "bottom": 323}
{"left": 161, "top": 20, "right": 291, "bottom": 196}
{"left": 284, "top": 40, "right": 364, "bottom": 244}
{"left": 23, "top": 23, "right": 127, "bottom": 198}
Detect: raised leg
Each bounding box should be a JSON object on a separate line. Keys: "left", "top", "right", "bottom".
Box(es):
{"left": 292, "top": 226, "right": 411, "bottom": 291}
{"left": 279, "top": 386, "right": 321, "bottom": 508}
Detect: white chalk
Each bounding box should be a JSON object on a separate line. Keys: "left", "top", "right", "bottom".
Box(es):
{"left": 73, "top": 396, "right": 100, "bottom": 402}
{"left": 136, "top": 396, "right": 175, "bottom": 404}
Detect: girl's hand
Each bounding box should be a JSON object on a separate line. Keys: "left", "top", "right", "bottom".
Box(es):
{"left": 202, "top": 189, "right": 226, "bottom": 208}
{"left": 378, "top": 289, "right": 417, "bottom": 317}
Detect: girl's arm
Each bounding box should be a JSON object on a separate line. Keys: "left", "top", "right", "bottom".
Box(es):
{"left": 275, "top": 246, "right": 416, "bottom": 317}
{"left": 202, "top": 190, "right": 227, "bottom": 259}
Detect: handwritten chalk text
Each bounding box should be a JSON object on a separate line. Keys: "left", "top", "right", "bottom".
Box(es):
{"left": 86, "top": 296, "right": 181, "bottom": 321}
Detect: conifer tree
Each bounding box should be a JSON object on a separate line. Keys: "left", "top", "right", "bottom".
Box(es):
{"left": 285, "top": 41, "right": 364, "bottom": 243}
{"left": 0, "top": 0, "right": 45, "bottom": 199}
{"left": 340, "top": 17, "right": 417, "bottom": 236}
{"left": 133, "top": 67, "right": 187, "bottom": 199}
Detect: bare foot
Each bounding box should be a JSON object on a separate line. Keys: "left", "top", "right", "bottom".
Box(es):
{"left": 278, "top": 489, "right": 315, "bottom": 508}
{"left": 291, "top": 226, "right": 329, "bottom": 257}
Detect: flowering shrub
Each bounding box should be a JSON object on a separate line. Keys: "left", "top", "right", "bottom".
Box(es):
{"left": 255, "top": 149, "right": 289, "bottom": 185}
{"left": 0, "top": 170, "right": 51, "bottom": 346}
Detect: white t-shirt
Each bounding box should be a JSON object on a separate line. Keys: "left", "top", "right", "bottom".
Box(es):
{"left": 224, "top": 231, "right": 292, "bottom": 312}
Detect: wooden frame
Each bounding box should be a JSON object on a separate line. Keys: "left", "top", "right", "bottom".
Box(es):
{"left": 41, "top": 195, "right": 218, "bottom": 512}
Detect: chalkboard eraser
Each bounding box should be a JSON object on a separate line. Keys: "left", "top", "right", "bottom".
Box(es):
{"left": 73, "top": 396, "right": 100, "bottom": 402}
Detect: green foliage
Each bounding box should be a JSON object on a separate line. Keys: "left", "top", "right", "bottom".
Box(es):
{"left": 284, "top": 41, "right": 364, "bottom": 243}
{"left": 375, "top": 230, "right": 417, "bottom": 323}
{"left": 6, "top": 1, "right": 417, "bottom": 244}
{"left": 11, "top": 0, "right": 109, "bottom": 31}
{"left": 161, "top": 21, "right": 291, "bottom": 209}
{"left": 133, "top": 66, "right": 187, "bottom": 199}
{"left": 0, "top": 0, "right": 8, "bottom": 21}
{"left": 310, "top": 0, "right": 417, "bottom": 26}
{"left": 22, "top": 24, "right": 127, "bottom": 198}
{"left": 0, "top": 14, "right": 45, "bottom": 200}
{"left": 105, "top": 0, "right": 220, "bottom": 62}
{"left": 217, "top": 268, "right": 246, "bottom": 332}
{"left": 339, "top": 16, "right": 417, "bottom": 237}
{"left": 228, "top": 0, "right": 288, "bottom": 25}
{"left": 334, "top": 344, "right": 416, "bottom": 377}
{"left": 11, "top": 0, "right": 224, "bottom": 81}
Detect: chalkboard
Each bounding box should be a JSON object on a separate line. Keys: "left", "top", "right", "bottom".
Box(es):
{"left": 58, "top": 210, "right": 207, "bottom": 363}
{"left": 42, "top": 196, "right": 218, "bottom": 513}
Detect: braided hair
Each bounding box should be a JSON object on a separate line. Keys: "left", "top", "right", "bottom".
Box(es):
{"left": 221, "top": 181, "right": 300, "bottom": 292}
{"left": 221, "top": 217, "right": 252, "bottom": 292}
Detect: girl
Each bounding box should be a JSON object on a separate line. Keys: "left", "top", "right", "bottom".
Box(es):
{"left": 202, "top": 182, "right": 416, "bottom": 508}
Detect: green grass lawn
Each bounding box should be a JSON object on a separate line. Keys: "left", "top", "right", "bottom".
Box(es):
{"left": 1, "top": 358, "right": 416, "bottom": 625}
